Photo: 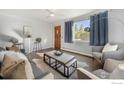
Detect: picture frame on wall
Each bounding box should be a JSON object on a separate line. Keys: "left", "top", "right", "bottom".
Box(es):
{"left": 23, "top": 25, "right": 32, "bottom": 38}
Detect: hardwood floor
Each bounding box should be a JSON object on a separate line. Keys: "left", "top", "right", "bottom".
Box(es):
{"left": 27, "top": 48, "right": 103, "bottom": 79}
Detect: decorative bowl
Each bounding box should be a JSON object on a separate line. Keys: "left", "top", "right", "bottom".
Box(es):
{"left": 54, "top": 50, "right": 63, "bottom": 56}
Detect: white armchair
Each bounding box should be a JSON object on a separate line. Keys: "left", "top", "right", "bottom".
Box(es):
{"left": 77, "top": 59, "right": 124, "bottom": 79}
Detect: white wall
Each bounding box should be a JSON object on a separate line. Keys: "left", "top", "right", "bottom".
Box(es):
{"left": 52, "top": 10, "right": 124, "bottom": 55}
{"left": 108, "top": 10, "right": 124, "bottom": 44}
{"left": 0, "top": 14, "right": 53, "bottom": 53}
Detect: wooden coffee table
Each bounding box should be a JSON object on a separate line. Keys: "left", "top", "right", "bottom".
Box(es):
{"left": 43, "top": 50, "right": 77, "bottom": 77}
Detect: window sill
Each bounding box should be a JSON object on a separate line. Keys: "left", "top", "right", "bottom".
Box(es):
{"left": 73, "top": 40, "right": 89, "bottom": 43}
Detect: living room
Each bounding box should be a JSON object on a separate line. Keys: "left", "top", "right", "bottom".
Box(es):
{"left": 0, "top": 9, "right": 124, "bottom": 79}
{"left": 1, "top": 0, "right": 124, "bottom": 93}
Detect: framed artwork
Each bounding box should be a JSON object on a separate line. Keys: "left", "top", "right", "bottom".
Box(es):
{"left": 23, "top": 25, "right": 32, "bottom": 38}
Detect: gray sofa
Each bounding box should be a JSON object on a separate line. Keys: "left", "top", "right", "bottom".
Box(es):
{"left": 92, "top": 43, "right": 124, "bottom": 64}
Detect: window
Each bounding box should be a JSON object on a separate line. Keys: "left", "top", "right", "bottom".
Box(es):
{"left": 73, "top": 19, "right": 90, "bottom": 42}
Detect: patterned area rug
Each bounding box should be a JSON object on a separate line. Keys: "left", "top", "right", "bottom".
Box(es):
{"left": 36, "top": 53, "right": 44, "bottom": 57}
{"left": 32, "top": 53, "right": 90, "bottom": 79}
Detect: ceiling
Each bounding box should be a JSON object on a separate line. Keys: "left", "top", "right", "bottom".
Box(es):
{"left": 0, "top": 9, "right": 96, "bottom": 22}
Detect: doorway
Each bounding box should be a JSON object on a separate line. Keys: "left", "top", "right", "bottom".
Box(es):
{"left": 54, "top": 26, "right": 61, "bottom": 49}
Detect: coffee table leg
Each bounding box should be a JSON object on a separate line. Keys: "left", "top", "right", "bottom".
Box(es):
{"left": 64, "top": 66, "right": 65, "bottom": 75}
{"left": 67, "top": 67, "right": 69, "bottom": 77}
{"left": 55, "top": 60, "right": 57, "bottom": 69}
{"left": 49, "top": 58, "right": 51, "bottom": 65}
{"left": 43, "top": 54, "right": 45, "bottom": 61}
{"left": 75, "top": 61, "right": 77, "bottom": 68}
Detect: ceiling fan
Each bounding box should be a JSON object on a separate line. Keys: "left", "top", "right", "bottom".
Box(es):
{"left": 45, "top": 9, "right": 64, "bottom": 18}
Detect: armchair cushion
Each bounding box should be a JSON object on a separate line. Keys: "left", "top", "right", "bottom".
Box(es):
{"left": 109, "top": 64, "right": 124, "bottom": 79}
{"left": 104, "top": 59, "right": 124, "bottom": 73}
{"left": 77, "top": 68, "right": 100, "bottom": 79}
{"left": 92, "top": 69, "right": 110, "bottom": 79}
{"left": 77, "top": 59, "right": 124, "bottom": 79}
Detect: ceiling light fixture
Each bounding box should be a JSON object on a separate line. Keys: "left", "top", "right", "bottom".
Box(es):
{"left": 50, "top": 13, "right": 55, "bottom": 17}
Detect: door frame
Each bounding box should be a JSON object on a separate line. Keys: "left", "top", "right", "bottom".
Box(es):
{"left": 54, "top": 25, "right": 61, "bottom": 49}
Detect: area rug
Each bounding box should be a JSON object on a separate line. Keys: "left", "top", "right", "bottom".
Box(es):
{"left": 36, "top": 53, "right": 44, "bottom": 58}
{"left": 32, "top": 58, "right": 90, "bottom": 79}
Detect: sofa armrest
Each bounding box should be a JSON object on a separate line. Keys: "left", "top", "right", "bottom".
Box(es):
{"left": 77, "top": 68, "right": 100, "bottom": 79}
{"left": 102, "top": 49, "right": 124, "bottom": 62}
{"left": 92, "top": 46, "right": 104, "bottom": 52}
{"left": 104, "top": 59, "right": 124, "bottom": 73}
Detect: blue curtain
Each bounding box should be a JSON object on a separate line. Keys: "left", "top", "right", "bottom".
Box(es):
{"left": 64, "top": 21, "right": 73, "bottom": 43}
{"left": 90, "top": 11, "right": 108, "bottom": 46}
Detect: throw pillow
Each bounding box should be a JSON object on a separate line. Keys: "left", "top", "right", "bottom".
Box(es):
{"left": 102, "top": 43, "right": 118, "bottom": 53}
{"left": 6, "top": 46, "right": 20, "bottom": 52}
{"left": 0, "top": 47, "right": 5, "bottom": 51}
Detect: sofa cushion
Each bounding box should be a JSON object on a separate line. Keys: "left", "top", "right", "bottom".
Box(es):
{"left": 93, "top": 69, "right": 110, "bottom": 79}
{"left": 102, "top": 43, "right": 118, "bottom": 53}
{"left": 13, "top": 61, "right": 27, "bottom": 79}
{"left": 0, "top": 55, "right": 27, "bottom": 79}
{"left": 0, "top": 51, "right": 34, "bottom": 79}
{"left": 1, "top": 55, "right": 17, "bottom": 73}
{"left": 5, "top": 61, "right": 27, "bottom": 79}
{"left": 2, "top": 60, "right": 26, "bottom": 79}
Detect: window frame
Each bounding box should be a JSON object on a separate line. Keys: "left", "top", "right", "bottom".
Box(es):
{"left": 72, "top": 18, "right": 90, "bottom": 43}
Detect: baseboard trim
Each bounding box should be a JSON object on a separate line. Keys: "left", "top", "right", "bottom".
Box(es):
{"left": 61, "top": 48, "right": 93, "bottom": 58}
{"left": 42, "top": 47, "right": 54, "bottom": 50}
